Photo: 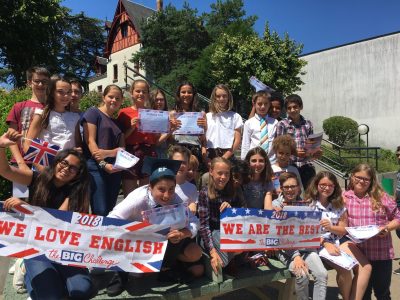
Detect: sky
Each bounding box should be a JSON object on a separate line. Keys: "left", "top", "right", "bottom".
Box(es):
{"left": 62, "top": 0, "right": 400, "bottom": 54}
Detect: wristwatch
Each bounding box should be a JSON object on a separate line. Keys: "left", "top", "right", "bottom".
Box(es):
{"left": 98, "top": 160, "right": 107, "bottom": 169}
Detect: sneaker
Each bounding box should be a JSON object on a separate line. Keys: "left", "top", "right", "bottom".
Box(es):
{"left": 393, "top": 267, "right": 400, "bottom": 275}
{"left": 106, "top": 272, "right": 128, "bottom": 297}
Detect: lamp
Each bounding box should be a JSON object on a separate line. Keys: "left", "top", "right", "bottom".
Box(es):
{"left": 357, "top": 124, "right": 369, "bottom": 162}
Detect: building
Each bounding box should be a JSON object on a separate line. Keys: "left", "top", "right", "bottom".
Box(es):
{"left": 88, "top": 0, "right": 161, "bottom": 92}
{"left": 298, "top": 31, "right": 400, "bottom": 150}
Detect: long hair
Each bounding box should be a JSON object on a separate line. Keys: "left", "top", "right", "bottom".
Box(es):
{"left": 347, "top": 163, "right": 384, "bottom": 212}
{"left": 174, "top": 81, "right": 199, "bottom": 112}
{"left": 30, "top": 149, "right": 90, "bottom": 213}
{"left": 209, "top": 84, "right": 233, "bottom": 114}
{"left": 245, "top": 146, "right": 273, "bottom": 184}
{"left": 150, "top": 88, "right": 168, "bottom": 111}
{"left": 41, "top": 77, "right": 71, "bottom": 129}
{"left": 208, "top": 157, "right": 234, "bottom": 200}
{"left": 305, "top": 171, "right": 343, "bottom": 209}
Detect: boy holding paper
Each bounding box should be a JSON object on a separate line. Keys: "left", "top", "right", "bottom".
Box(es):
{"left": 106, "top": 157, "right": 203, "bottom": 296}
{"left": 275, "top": 94, "right": 322, "bottom": 189}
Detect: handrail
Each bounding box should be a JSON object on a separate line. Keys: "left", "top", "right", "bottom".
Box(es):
{"left": 124, "top": 63, "right": 211, "bottom": 104}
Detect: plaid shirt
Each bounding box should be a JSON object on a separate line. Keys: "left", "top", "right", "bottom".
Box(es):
{"left": 275, "top": 115, "right": 314, "bottom": 167}
{"left": 343, "top": 190, "right": 400, "bottom": 261}
{"left": 198, "top": 186, "right": 243, "bottom": 251}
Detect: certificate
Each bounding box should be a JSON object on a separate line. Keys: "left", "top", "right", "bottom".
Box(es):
{"left": 319, "top": 248, "right": 358, "bottom": 270}
{"left": 142, "top": 203, "right": 189, "bottom": 230}
{"left": 173, "top": 112, "right": 204, "bottom": 135}
{"left": 346, "top": 225, "right": 380, "bottom": 241}
{"left": 138, "top": 109, "right": 169, "bottom": 134}
{"left": 112, "top": 149, "right": 140, "bottom": 170}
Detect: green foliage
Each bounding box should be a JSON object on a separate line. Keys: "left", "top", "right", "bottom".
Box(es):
{"left": 79, "top": 91, "right": 102, "bottom": 111}
{"left": 133, "top": 4, "right": 210, "bottom": 80}
{"left": 0, "top": 0, "right": 104, "bottom": 87}
{"left": 322, "top": 116, "right": 358, "bottom": 146}
{"left": 0, "top": 87, "right": 31, "bottom": 200}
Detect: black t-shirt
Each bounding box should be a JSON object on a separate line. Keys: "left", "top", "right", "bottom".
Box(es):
{"left": 28, "top": 172, "right": 72, "bottom": 209}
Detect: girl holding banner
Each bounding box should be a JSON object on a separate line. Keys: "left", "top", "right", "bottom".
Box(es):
{"left": 272, "top": 172, "right": 328, "bottom": 300}
{"left": 107, "top": 157, "right": 203, "bottom": 296}
{"left": 306, "top": 171, "right": 371, "bottom": 300}
{"left": 0, "top": 130, "right": 96, "bottom": 300}
{"left": 198, "top": 157, "right": 244, "bottom": 274}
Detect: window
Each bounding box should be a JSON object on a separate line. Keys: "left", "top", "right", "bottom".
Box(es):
{"left": 97, "top": 85, "right": 103, "bottom": 93}
{"left": 121, "top": 22, "right": 128, "bottom": 38}
{"left": 113, "top": 64, "right": 118, "bottom": 82}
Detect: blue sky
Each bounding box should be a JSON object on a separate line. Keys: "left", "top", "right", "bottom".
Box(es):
{"left": 63, "top": 0, "right": 400, "bottom": 54}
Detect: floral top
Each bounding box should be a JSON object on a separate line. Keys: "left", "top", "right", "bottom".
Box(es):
{"left": 343, "top": 190, "right": 400, "bottom": 260}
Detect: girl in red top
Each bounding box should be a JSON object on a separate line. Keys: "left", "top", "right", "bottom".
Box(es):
{"left": 117, "top": 80, "right": 158, "bottom": 196}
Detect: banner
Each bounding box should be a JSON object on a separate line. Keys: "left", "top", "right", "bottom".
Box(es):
{"left": 220, "top": 208, "right": 322, "bottom": 251}
{"left": 0, "top": 203, "right": 172, "bottom": 273}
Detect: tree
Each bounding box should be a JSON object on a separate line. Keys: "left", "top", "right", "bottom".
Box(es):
{"left": 0, "top": 0, "right": 104, "bottom": 87}
{"left": 209, "top": 27, "right": 306, "bottom": 115}
{"left": 132, "top": 3, "right": 210, "bottom": 81}
{"left": 202, "top": 0, "right": 257, "bottom": 40}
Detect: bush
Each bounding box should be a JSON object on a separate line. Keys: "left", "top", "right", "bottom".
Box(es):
{"left": 0, "top": 87, "right": 31, "bottom": 200}
{"left": 323, "top": 116, "right": 358, "bottom": 146}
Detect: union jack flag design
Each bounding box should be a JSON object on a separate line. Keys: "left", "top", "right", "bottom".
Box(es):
{"left": 23, "top": 138, "right": 60, "bottom": 166}
{"left": 0, "top": 203, "right": 169, "bottom": 273}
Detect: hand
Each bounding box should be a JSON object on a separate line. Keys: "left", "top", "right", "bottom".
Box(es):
{"left": 197, "top": 117, "right": 207, "bottom": 129}
{"left": 210, "top": 250, "right": 223, "bottom": 274}
{"left": 0, "top": 130, "right": 22, "bottom": 148}
{"left": 320, "top": 219, "right": 332, "bottom": 231}
{"left": 292, "top": 256, "right": 308, "bottom": 277}
{"left": 3, "top": 197, "right": 28, "bottom": 211}
{"left": 167, "top": 229, "right": 184, "bottom": 244}
{"left": 92, "top": 149, "right": 107, "bottom": 161}
{"left": 324, "top": 242, "right": 340, "bottom": 256}
{"left": 170, "top": 118, "right": 181, "bottom": 132}
{"left": 73, "top": 147, "right": 82, "bottom": 154}
{"left": 273, "top": 205, "right": 283, "bottom": 212}
{"left": 130, "top": 117, "right": 139, "bottom": 128}
{"left": 378, "top": 226, "right": 390, "bottom": 237}
{"left": 220, "top": 201, "right": 231, "bottom": 212}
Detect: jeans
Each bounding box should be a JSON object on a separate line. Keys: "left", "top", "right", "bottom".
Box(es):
{"left": 297, "top": 164, "right": 316, "bottom": 190}
{"left": 87, "top": 158, "right": 121, "bottom": 216}
{"left": 288, "top": 252, "right": 328, "bottom": 300}
{"left": 24, "top": 259, "right": 95, "bottom": 300}
{"left": 363, "top": 259, "right": 392, "bottom": 300}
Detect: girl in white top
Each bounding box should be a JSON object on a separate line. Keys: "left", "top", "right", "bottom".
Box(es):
{"left": 205, "top": 84, "right": 243, "bottom": 161}
{"left": 305, "top": 171, "right": 371, "bottom": 300}
{"left": 24, "top": 77, "right": 81, "bottom": 152}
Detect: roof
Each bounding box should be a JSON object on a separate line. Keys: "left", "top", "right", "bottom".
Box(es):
{"left": 122, "top": 0, "right": 155, "bottom": 37}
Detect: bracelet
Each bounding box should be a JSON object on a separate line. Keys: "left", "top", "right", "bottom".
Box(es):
{"left": 98, "top": 160, "right": 107, "bottom": 169}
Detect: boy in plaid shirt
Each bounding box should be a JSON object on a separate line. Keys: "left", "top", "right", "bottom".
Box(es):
{"left": 275, "top": 94, "right": 322, "bottom": 189}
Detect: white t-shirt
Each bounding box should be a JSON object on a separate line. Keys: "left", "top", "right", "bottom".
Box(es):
{"left": 37, "top": 110, "right": 80, "bottom": 150}
{"left": 175, "top": 181, "right": 199, "bottom": 205}
{"left": 206, "top": 111, "right": 243, "bottom": 149}
{"left": 108, "top": 185, "right": 199, "bottom": 238}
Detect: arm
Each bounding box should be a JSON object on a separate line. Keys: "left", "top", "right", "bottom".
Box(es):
{"left": 241, "top": 121, "right": 251, "bottom": 160}
{"left": 222, "top": 128, "right": 241, "bottom": 160}
{"left": 74, "top": 122, "right": 82, "bottom": 150}
{"left": 7, "top": 124, "right": 30, "bottom": 171}
{"left": 83, "top": 122, "right": 119, "bottom": 161}
{"left": 264, "top": 191, "right": 273, "bottom": 210}
{"left": 320, "top": 210, "right": 348, "bottom": 237}
{"left": 0, "top": 132, "right": 33, "bottom": 186}
{"left": 23, "top": 114, "right": 42, "bottom": 153}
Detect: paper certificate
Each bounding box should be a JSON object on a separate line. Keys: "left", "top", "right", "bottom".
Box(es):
{"left": 138, "top": 109, "right": 169, "bottom": 134}
{"left": 319, "top": 248, "right": 358, "bottom": 270}
{"left": 113, "top": 149, "right": 140, "bottom": 170}
{"left": 305, "top": 132, "right": 323, "bottom": 154}
{"left": 142, "top": 203, "right": 189, "bottom": 230}
{"left": 173, "top": 112, "right": 204, "bottom": 135}
{"left": 346, "top": 225, "right": 380, "bottom": 241}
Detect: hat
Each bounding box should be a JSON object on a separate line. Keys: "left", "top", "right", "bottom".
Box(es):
{"left": 142, "top": 157, "right": 182, "bottom": 183}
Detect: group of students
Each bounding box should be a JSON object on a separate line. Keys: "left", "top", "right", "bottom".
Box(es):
{"left": 0, "top": 66, "right": 399, "bottom": 300}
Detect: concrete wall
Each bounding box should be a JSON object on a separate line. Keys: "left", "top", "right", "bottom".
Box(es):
{"left": 297, "top": 32, "right": 400, "bottom": 150}
{"left": 88, "top": 44, "right": 146, "bottom": 92}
